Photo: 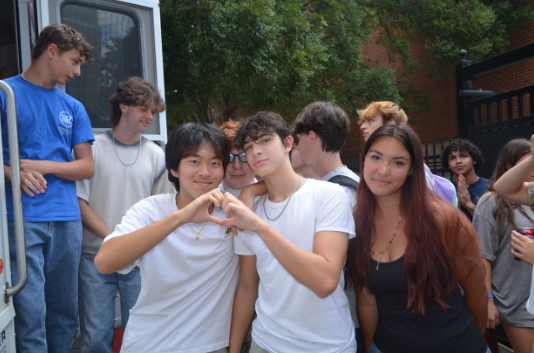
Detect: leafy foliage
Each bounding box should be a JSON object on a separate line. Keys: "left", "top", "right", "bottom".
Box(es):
{"left": 160, "top": 0, "right": 534, "bottom": 126}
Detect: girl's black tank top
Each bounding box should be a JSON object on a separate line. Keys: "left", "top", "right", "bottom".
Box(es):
{"left": 368, "top": 256, "right": 487, "bottom": 353}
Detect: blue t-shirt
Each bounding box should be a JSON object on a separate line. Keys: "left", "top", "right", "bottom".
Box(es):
{"left": 1, "top": 75, "right": 94, "bottom": 221}
{"left": 455, "top": 177, "right": 489, "bottom": 221}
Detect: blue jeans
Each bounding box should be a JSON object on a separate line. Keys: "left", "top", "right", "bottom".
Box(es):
{"left": 8, "top": 220, "right": 82, "bottom": 353}
{"left": 78, "top": 252, "right": 141, "bottom": 353}
{"left": 369, "top": 342, "right": 492, "bottom": 353}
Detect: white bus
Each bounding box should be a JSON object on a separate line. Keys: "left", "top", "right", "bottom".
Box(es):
{"left": 0, "top": 0, "right": 167, "bottom": 351}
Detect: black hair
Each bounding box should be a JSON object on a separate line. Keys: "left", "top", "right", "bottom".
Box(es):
{"left": 440, "top": 138, "right": 484, "bottom": 173}
{"left": 165, "top": 122, "right": 229, "bottom": 191}
{"left": 291, "top": 101, "right": 350, "bottom": 152}
{"left": 235, "top": 111, "right": 292, "bottom": 153}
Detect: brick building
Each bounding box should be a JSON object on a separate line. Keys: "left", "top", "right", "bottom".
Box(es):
{"left": 343, "top": 19, "right": 534, "bottom": 158}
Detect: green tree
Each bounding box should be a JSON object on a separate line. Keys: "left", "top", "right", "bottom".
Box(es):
{"left": 161, "top": 0, "right": 534, "bottom": 127}
{"left": 161, "top": 0, "right": 399, "bottom": 125}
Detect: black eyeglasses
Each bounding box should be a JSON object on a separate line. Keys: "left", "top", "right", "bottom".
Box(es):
{"left": 229, "top": 152, "right": 247, "bottom": 163}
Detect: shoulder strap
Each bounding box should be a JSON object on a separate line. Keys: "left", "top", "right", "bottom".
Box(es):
{"left": 328, "top": 175, "right": 359, "bottom": 189}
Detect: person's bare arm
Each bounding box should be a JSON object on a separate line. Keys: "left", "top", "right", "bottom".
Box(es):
{"left": 78, "top": 198, "right": 113, "bottom": 239}
{"left": 95, "top": 189, "right": 223, "bottom": 274}
{"left": 19, "top": 142, "right": 94, "bottom": 181}
{"left": 493, "top": 136, "right": 534, "bottom": 205}
{"left": 228, "top": 256, "right": 259, "bottom": 353}
{"left": 357, "top": 286, "right": 378, "bottom": 353}
{"left": 457, "top": 174, "right": 476, "bottom": 215}
{"left": 222, "top": 193, "right": 348, "bottom": 298}
{"left": 238, "top": 181, "right": 267, "bottom": 210}
{"left": 482, "top": 258, "right": 499, "bottom": 329}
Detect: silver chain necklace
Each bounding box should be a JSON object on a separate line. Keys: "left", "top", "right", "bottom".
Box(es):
{"left": 263, "top": 176, "right": 302, "bottom": 221}
{"left": 372, "top": 216, "right": 402, "bottom": 270}
{"left": 112, "top": 132, "right": 142, "bottom": 166}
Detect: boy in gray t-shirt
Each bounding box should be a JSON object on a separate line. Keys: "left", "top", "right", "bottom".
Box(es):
{"left": 76, "top": 77, "right": 174, "bottom": 353}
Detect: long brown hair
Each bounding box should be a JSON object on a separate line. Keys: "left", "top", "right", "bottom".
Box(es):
{"left": 345, "top": 124, "right": 482, "bottom": 314}
{"left": 485, "top": 139, "right": 534, "bottom": 230}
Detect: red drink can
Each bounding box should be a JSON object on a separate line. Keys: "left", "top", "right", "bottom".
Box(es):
{"left": 514, "top": 228, "right": 534, "bottom": 260}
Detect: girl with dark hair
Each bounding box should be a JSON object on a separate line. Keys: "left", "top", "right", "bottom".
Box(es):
{"left": 345, "top": 123, "right": 488, "bottom": 353}
{"left": 475, "top": 139, "right": 534, "bottom": 353}
{"left": 94, "top": 122, "right": 239, "bottom": 353}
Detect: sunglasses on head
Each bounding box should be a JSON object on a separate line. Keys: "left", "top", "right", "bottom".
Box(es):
{"left": 229, "top": 152, "right": 247, "bottom": 163}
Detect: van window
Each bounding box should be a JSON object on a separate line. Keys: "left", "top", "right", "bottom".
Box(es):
{"left": 61, "top": 2, "right": 143, "bottom": 128}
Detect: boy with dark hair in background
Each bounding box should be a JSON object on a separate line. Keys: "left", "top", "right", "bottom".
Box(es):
{"left": 77, "top": 77, "right": 173, "bottom": 353}
{"left": 441, "top": 139, "right": 488, "bottom": 221}
{"left": 1, "top": 23, "right": 95, "bottom": 352}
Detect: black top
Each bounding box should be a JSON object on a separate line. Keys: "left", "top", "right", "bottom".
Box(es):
{"left": 369, "top": 256, "right": 487, "bottom": 353}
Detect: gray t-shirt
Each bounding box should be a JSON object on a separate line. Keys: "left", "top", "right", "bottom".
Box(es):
{"left": 321, "top": 166, "right": 360, "bottom": 329}
{"left": 77, "top": 131, "right": 175, "bottom": 254}
{"left": 473, "top": 192, "right": 534, "bottom": 326}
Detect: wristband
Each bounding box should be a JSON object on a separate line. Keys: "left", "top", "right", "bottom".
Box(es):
{"left": 488, "top": 294, "right": 493, "bottom": 299}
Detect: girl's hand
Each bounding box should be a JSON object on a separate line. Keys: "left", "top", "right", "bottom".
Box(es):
{"left": 486, "top": 300, "right": 500, "bottom": 329}
{"left": 179, "top": 188, "right": 224, "bottom": 226}
{"left": 220, "top": 192, "right": 266, "bottom": 234}
{"left": 511, "top": 230, "right": 534, "bottom": 265}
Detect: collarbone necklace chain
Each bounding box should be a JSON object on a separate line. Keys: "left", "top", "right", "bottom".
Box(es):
{"left": 263, "top": 176, "right": 302, "bottom": 221}
{"left": 372, "top": 216, "right": 402, "bottom": 270}
{"left": 112, "top": 132, "right": 142, "bottom": 166}
{"left": 188, "top": 223, "right": 207, "bottom": 242}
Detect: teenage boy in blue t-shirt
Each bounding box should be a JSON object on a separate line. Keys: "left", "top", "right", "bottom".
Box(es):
{"left": 0, "top": 24, "right": 95, "bottom": 353}
{"left": 441, "top": 139, "right": 488, "bottom": 222}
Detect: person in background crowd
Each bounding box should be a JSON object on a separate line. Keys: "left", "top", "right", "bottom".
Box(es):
{"left": 94, "top": 123, "right": 239, "bottom": 353}
{"left": 226, "top": 112, "right": 356, "bottom": 353}
{"left": 493, "top": 135, "right": 534, "bottom": 346}
{"left": 219, "top": 120, "right": 256, "bottom": 197}
{"left": 290, "top": 144, "right": 321, "bottom": 179}
{"left": 473, "top": 138, "right": 534, "bottom": 353}
{"left": 358, "top": 101, "right": 458, "bottom": 206}
{"left": 76, "top": 77, "right": 173, "bottom": 353}
{"left": 292, "top": 102, "right": 360, "bottom": 203}
{"left": 345, "top": 123, "right": 488, "bottom": 353}
{"left": 441, "top": 139, "right": 488, "bottom": 221}
{"left": 291, "top": 101, "right": 361, "bottom": 350}
{"left": 1, "top": 24, "right": 95, "bottom": 353}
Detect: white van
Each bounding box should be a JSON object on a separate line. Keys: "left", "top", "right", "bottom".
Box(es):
{"left": 0, "top": 0, "right": 167, "bottom": 351}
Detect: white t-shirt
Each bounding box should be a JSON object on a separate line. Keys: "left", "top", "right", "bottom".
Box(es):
{"left": 77, "top": 131, "right": 175, "bottom": 254}
{"left": 234, "top": 179, "right": 356, "bottom": 353}
{"left": 103, "top": 193, "right": 239, "bottom": 353}
{"left": 321, "top": 167, "right": 359, "bottom": 207}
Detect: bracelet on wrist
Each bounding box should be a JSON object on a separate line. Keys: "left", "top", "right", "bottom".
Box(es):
{"left": 488, "top": 293, "right": 494, "bottom": 299}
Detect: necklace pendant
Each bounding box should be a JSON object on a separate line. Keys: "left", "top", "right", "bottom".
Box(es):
{"left": 376, "top": 262, "right": 380, "bottom": 270}
{"left": 195, "top": 235, "right": 199, "bottom": 242}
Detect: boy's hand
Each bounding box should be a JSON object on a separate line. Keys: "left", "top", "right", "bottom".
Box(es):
{"left": 457, "top": 174, "right": 474, "bottom": 211}
{"left": 8, "top": 161, "right": 48, "bottom": 197}
{"left": 178, "top": 188, "right": 224, "bottom": 226}
{"left": 486, "top": 300, "right": 499, "bottom": 330}
{"left": 511, "top": 230, "right": 534, "bottom": 265}
{"left": 221, "top": 192, "right": 266, "bottom": 234}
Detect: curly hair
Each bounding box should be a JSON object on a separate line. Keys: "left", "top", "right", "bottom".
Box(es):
{"left": 108, "top": 77, "right": 166, "bottom": 127}
{"left": 357, "top": 101, "right": 408, "bottom": 125}
{"left": 440, "top": 139, "right": 484, "bottom": 174}
{"left": 219, "top": 120, "right": 242, "bottom": 150}
{"left": 33, "top": 24, "right": 93, "bottom": 62}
